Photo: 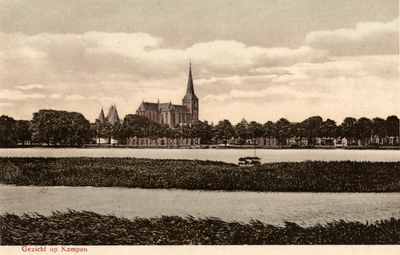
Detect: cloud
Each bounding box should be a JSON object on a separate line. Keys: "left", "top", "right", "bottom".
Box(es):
{"left": 0, "top": 27, "right": 398, "bottom": 123}
{"left": 306, "top": 18, "right": 399, "bottom": 56}
{"left": 0, "top": 90, "right": 45, "bottom": 100}
{"left": 185, "top": 41, "right": 328, "bottom": 77}
{"left": 203, "top": 84, "right": 335, "bottom": 102}
{"left": 0, "top": 32, "right": 331, "bottom": 86}
{"left": 66, "top": 95, "right": 85, "bottom": 100}
{"left": 15, "top": 84, "right": 45, "bottom": 90}
{"left": 199, "top": 54, "right": 399, "bottom": 123}
{"left": 86, "top": 32, "right": 164, "bottom": 56}
{"left": 50, "top": 94, "right": 62, "bottom": 99}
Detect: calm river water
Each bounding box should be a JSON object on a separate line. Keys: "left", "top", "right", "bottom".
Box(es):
{"left": 1, "top": 148, "right": 399, "bottom": 227}
{"left": 1, "top": 184, "right": 399, "bottom": 227}
{"left": 0, "top": 147, "right": 399, "bottom": 163}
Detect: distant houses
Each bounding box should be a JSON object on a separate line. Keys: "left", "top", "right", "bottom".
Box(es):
{"left": 241, "top": 136, "right": 399, "bottom": 148}
{"left": 126, "top": 137, "right": 201, "bottom": 148}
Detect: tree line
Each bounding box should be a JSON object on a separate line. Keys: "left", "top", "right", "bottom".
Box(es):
{"left": 0, "top": 109, "right": 398, "bottom": 147}
{"left": 215, "top": 116, "right": 399, "bottom": 146}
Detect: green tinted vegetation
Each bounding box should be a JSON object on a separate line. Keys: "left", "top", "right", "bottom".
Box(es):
{"left": 1, "top": 211, "right": 399, "bottom": 245}
{"left": 1, "top": 157, "right": 399, "bottom": 192}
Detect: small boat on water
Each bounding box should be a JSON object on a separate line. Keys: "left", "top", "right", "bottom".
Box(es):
{"left": 238, "top": 156, "right": 261, "bottom": 166}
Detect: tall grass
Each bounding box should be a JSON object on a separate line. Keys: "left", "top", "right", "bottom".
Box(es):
{"left": 1, "top": 157, "right": 399, "bottom": 192}
{"left": 1, "top": 211, "right": 399, "bottom": 245}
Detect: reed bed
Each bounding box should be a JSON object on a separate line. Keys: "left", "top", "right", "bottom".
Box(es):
{"left": 1, "top": 157, "right": 399, "bottom": 192}
{"left": 1, "top": 210, "right": 399, "bottom": 245}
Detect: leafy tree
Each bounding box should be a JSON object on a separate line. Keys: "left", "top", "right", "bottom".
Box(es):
{"left": 13, "top": 120, "right": 31, "bottom": 145}
{"left": 122, "top": 114, "right": 145, "bottom": 141}
{"left": 248, "top": 121, "right": 264, "bottom": 142}
{"left": 355, "top": 117, "right": 372, "bottom": 146}
{"left": 0, "top": 115, "right": 16, "bottom": 147}
{"left": 386, "top": 115, "right": 399, "bottom": 138}
{"left": 275, "top": 118, "right": 291, "bottom": 145}
{"left": 30, "top": 109, "right": 91, "bottom": 147}
{"left": 263, "top": 121, "right": 276, "bottom": 146}
{"left": 122, "top": 114, "right": 143, "bottom": 145}
{"left": 192, "top": 120, "right": 213, "bottom": 144}
{"left": 371, "top": 117, "right": 386, "bottom": 145}
{"left": 30, "top": 110, "right": 59, "bottom": 145}
{"left": 91, "top": 121, "right": 103, "bottom": 145}
{"left": 66, "top": 112, "right": 92, "bottom": 146}
{"left": 121, "top": 114, "right": 171, "bottom": 146}
{"left": 321, "top": 119, "right": 337, "bottom": 138}
{"left": 340, "top": 117, "right": 357, "bottom": 146}
{"left": 214, "top": 119, "right": 235, "bottom": 146}
{"left": 235, "top": 119, "right": 250, "bottom": 145}
{"left": 290, "top": 122, "right": 305, "bottom": 146}
{"left": 302, "top": 116, "right": 323, "bottom": 146}
{"left": 111, "top": 123, "right": 124, "bottom": 146}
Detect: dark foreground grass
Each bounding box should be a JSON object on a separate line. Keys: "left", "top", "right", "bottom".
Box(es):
{"left": 1, "top": 157, "right": 400, "bottom": 192}
{"left": 1, "top": 211, "right": 399, "bottom": 245}
{"left": 0, "top": 158, "right": 400, "bottom": 192}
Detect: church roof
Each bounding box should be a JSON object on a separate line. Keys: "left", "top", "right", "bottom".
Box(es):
{"left": 106, "top": 105, "right": 120, "bottom": 124}
{"left": 97, "top": 108, "right": 106, "bottom": 123}
{"left": 138, "top": 102, "right": 159, "bottom": 111}
{"left": 159, "top": 103, "right": 172, "bottom": 111}
{"left": 183, "top": 63, "right": 198, "bottom": 100}
{"left": 138, "top": 102, "right": 189, "bottom": 114}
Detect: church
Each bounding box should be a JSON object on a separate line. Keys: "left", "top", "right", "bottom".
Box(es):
{"left": 136, "top": 64, "right": 199, "bottom": 128}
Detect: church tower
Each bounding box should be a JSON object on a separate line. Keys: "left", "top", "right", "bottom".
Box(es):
{"left": 182, "top": 63, "right": 199, "bottom": 123}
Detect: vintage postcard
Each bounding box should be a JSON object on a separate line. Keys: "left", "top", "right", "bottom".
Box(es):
{"left": 0, "top": 0, "right": 399, "bottom": 254}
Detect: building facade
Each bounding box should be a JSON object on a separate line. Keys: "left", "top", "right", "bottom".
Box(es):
{"left": 136, "top": 64, "right": 199, "bottom": 128}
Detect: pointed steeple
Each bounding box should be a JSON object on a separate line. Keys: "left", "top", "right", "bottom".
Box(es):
{"left": 106, "top": 105, "right": 120, "bottom": 124}
{"left": 182, "top": 62, "right": 199, "bottom": 123}
{"left": 183, "top": 62, "right": 198, "bottom": 100}
{"left": 97, "top": 107, "right": 105, "bottom": 123}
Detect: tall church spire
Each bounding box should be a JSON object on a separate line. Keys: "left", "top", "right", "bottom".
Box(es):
{"left": 182, "top": 62, "right": 199, "bottom": 123}
{"left": 183, "top": 62, "right": 198, "bottom": 100}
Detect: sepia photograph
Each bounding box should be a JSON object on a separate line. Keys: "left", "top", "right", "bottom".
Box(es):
{"left": 0, "top": 0, "right": 399, "bottom": 254}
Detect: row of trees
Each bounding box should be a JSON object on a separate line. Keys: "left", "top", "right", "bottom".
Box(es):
{"left": 0, "top": 110, "right": 91, "bottom": 147}
{"left": 92, "top": 114, "right": 214, "bottom": 145}
{"left": 94, "top": 115, "right": 399, "bottom": 146}
{"left": 214, "top": 116, "right": 399, "bottom": 146}
{"left": 0, "top": 109, "right": 398, "bottom": 147}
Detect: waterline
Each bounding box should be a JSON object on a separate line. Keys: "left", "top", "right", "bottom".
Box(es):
{"left": 0, "top": 148, "right": 399, "bottom": 163}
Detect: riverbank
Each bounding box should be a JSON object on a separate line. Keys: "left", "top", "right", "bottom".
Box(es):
{"left": 1, "top": 158, "right": 399, "bottom": 192}
{"left": 6, "top": 144, "right": 400, "bottom": 150}
{"left": 1, "top": 210, "right": 399, "bottom": 245}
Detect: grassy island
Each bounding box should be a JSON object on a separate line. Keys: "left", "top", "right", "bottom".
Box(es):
{"left": 1, "top": 210, "right": 399, "bottom": 245}
{"left": 1, "top": 157, "right": 399, "bottom": 192}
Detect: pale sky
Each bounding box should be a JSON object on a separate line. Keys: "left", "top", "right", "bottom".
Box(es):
{"left": 0, "top": 0, "right": 399, "bottom": 125}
